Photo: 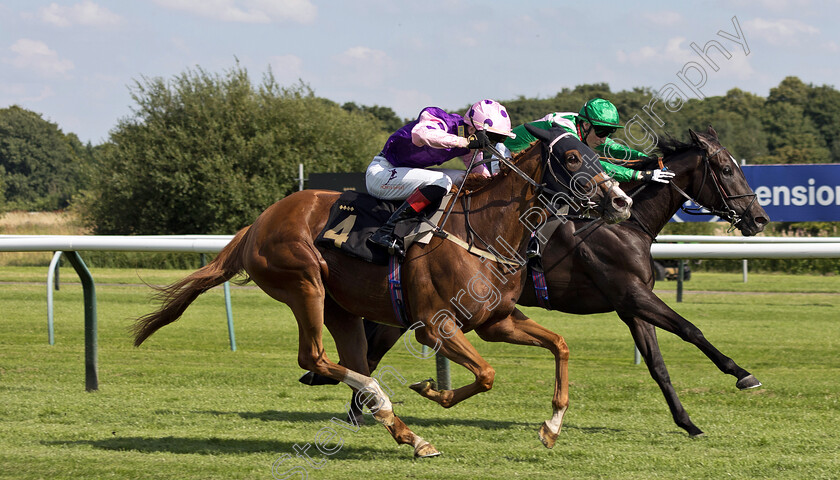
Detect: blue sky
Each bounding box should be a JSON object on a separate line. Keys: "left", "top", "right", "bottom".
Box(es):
{"left": 1, "top": 0, "right": 838, "bottom": 145}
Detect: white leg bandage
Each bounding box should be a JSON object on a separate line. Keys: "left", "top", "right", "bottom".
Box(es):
{"left": 545, "top": 406, "right": 567, "bottom": 434}
{"left": 342, "top": 370, "right": 393, "bottom": 414}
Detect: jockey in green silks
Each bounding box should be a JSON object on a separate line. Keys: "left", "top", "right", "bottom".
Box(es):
{"left": 504, "top": 98, "right": 674, "bottom": 184}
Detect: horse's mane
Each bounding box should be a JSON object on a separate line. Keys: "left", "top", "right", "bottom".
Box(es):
{"left": 657, "top": 134, "right": 699, "bottom": 159}
{"left": 459, "top": 172, "right": 495, "bottom": 191}
{"left": 455, "top": 141, "right": 539, "bottom": 194}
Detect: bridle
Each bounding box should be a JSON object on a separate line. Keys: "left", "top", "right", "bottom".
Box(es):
{"left": 669, "top": 144, "right": 758, "bottom": 231}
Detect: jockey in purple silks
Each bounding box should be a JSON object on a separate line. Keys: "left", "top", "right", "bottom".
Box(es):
{"left": 366, "top": 99, "right": 516, "bottom": 257}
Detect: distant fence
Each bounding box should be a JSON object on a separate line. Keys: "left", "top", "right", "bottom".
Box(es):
{"left": 2, "top": 234, "right": 840, "bottom": 391}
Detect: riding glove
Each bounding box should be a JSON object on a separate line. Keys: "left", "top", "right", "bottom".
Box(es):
{"left": 466, "top": 130, "right": 491, "bottom": 150}
{"left": 638, "top": 169, "right": 675, "bottom": 183}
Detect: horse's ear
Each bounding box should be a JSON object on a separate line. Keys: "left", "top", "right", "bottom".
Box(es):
{"left": 524, "top": 123, "right": 551, "bottom": 142}
{"left": 689, "top": 129, "right": 700, "bottom": 145}
{"left": 706, "top": 125, "right": 718, "bottom": 138}
{"left": 689, "top": 128, "right": 712, "bottom": 150}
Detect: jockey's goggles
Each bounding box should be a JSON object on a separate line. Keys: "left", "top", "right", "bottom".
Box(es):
{"left": 486, "top": 132, "right": 511, "bottom": 144}
{"left": 593, "top": 125, "right": 617, "bottom": 138}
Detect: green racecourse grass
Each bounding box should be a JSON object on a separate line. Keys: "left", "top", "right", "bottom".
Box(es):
{"left": 0, "top": 267, "right": 838, "bottom": 479}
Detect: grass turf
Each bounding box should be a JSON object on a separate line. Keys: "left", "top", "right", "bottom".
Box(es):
{"left": 0, "top": 268, "right": 838, "bottom": 479}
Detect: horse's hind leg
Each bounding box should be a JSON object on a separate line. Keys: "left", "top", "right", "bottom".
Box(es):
{"left": 622, "top": 315, "right": 704, "bottom": 437}
{"left": 322, "top": 298, "right": 370, "bottom": 425}
{"left": 250, "top": 258, "right": 392, "bottom": 418}
{"left": 321, "top": 297, "right": 440, "bottom": 458}
{"left": 475, "top": 309, "right": 570, "bottom": 449}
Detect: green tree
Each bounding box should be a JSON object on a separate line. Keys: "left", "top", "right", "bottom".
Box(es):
{"left": 756, "top": 100, "right": 831, "bottom": 164}
{"left": 804, "top": 84, "right": 840, "bottom": 161}
{"left": 79, "top": 64, "right": 387, "bottom": 235}
{"left": 341, "top": 102, "right": 406, "bottom": 131}
{"left": 0, "top": 164, "right": 6, "bottom": 211}
{"left": 0, "top": 106, "right": 89, "bottom": 210}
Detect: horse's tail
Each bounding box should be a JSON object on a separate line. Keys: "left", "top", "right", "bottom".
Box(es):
{"left": 132, "top": 226, "right": 252, "bottom": 346}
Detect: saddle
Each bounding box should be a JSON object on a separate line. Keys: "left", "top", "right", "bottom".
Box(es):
{"left": 315, "top": 191, "right": 451, "bottom": 265}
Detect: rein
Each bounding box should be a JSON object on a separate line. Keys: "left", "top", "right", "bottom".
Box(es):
{"left": 433, "top": 143, "right": 541, "bottom": 267}
{"left": 432, "top": 135, "right": 601, "bottom": 266}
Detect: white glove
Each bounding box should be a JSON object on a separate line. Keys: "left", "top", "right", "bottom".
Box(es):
{"left": 639, "top": 169, "right": 675, "bottom": 183}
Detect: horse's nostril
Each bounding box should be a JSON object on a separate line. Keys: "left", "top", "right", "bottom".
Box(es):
{"left": 613, "top": 197, "right": 631, "bottom": 209}
{"left": 755, "top": 216, "right": 768, "bottom": 226}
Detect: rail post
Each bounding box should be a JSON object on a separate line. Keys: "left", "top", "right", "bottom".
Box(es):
{"left": 676, "top": 259, "right": 685, "bottom": 302}
{"left": 62, "top": 251, "right": 98, "bottom": 392}
{"left": 436, "top": 354, "right": 451, "bottom": 390}
{"left": 46, "top": 251, "right": 63, "bottom": 345}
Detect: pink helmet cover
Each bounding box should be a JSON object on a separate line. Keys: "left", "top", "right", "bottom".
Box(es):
{"left": 464, "top": 99, "right": 516, "bottom": 138}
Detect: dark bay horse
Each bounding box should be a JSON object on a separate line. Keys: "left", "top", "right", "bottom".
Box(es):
{"left": 317, "top": 126, "right": 769, "bottom": 441}
{"left": 132, "top": 125, "right": 633, "bottom": 457}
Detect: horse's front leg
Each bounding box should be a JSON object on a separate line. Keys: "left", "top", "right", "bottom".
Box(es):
{"left": 474, "top": 309, "right": 570, "bottom": 449}
{"left": 408, "top": 321, "right": 496, "bottom": 409}
{"left": 620, "top": 314, "right": 704, "bottom": 437}
{"left": 618, "top": 281, "right": 760, "bottom": 390}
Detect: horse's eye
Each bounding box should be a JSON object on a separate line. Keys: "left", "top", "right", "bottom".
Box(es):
{"left": 722, "top": 166, "right": 732, "bottom": 175}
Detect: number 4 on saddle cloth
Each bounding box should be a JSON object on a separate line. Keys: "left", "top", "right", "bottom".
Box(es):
{"left": 314, "top": 190, "right": 451, "bottom": 265}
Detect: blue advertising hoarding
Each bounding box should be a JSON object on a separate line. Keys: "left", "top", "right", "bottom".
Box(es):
{"left": 672, "top": 164, "right": 840, "bottom": 222}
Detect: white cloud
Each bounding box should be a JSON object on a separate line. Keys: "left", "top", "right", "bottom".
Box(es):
{"left": 21, "top": 86, "right": 56, "bottom": 103}
{"left": 268, "top": 54, "right": 304, "bottom": 85}
{"left": 458, "top": 36, "right": 480, "bottom": 48}
{"left": 334, "top": 46, "right": 393, "bottom": 88}
{"left": 643, "top": 11, "right": 683, "bottom": 26}
{"left": 337, "top": 47, "right": 389, "bottom": 66}
{"left": 713, "top": 49, "right": 757, "bottom": 80}
{"left": 38, "top": 1, "right": 122, "bottom": 27}
{"left": 152, "top": 0, "right": 316, "bottom": 24}
{"left": 617, "top": 37, "right": 691, "bottom": 64}
{"left": 386, "top": 89, "right": 433, "bottom": 120}
{"left": 743, "top": 18, "right": 819, "bottom": 45}
{"left": 734, "top": 0, "right": 812, "bottom": 12}
{"left": 6, "top": 39, "right": 74, "bottom": 76}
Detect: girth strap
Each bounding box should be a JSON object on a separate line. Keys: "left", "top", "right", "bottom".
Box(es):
{"left": 388, "top": 255, "right": 412, "bottom": 328}
{"left": 435, "top": 229, "right": 524, "bottom": 268}
{"left": 529, "top": 259, "right": 552, "bottom": 310}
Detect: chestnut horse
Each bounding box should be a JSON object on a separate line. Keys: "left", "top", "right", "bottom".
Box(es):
{"left": 132, "top": 125, "right": 633, "bottom": 457}
{"left": 314, "top": 126, "right": 769, "bottom": 440}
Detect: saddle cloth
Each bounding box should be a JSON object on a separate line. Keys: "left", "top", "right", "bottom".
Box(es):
{"left": 314, "top": 190, "right": 451, "bottom": 265}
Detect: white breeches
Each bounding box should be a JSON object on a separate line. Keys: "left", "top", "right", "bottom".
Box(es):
{"left": 365, "top": 156, "right": 465, "bottom": 201}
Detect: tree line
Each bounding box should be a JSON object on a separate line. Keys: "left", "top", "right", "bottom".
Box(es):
{"left": 1, "top": 63, "right": 838, "bottom": 235}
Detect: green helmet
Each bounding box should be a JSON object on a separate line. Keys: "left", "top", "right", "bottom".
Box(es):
{"left": 577, "top": 98, "right": 623, "bottom": 129}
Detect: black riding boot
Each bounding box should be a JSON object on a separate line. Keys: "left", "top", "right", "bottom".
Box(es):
{"left": 368, "top": 185, "right": 447, "bottom": 257}
{"left": 367, "top": 202, "right": 421, "bottom": 257}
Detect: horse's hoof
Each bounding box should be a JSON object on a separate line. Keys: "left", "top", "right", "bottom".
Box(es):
{"left": 414, "top": 441, "right": 441, "bottom": 458}
{"left": 298, "top": 370, "right": 339, "bottom": 386}
{"left": 690, "top": 431, "right": 706, "bottom": 439}
{"left": 347, "top": 411, "right": 365, "bottom": 427}
{"left": 538, "top": 421, "right": 558, "bottom": 449}
{"left": 736, "top": 374, "right": 762, "bottom": 390}
{"left": 373, "top": 408, "right": 395, "bottom": 427}
{"left": 409, "top": 378, "right": 436, "bottom": 395}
